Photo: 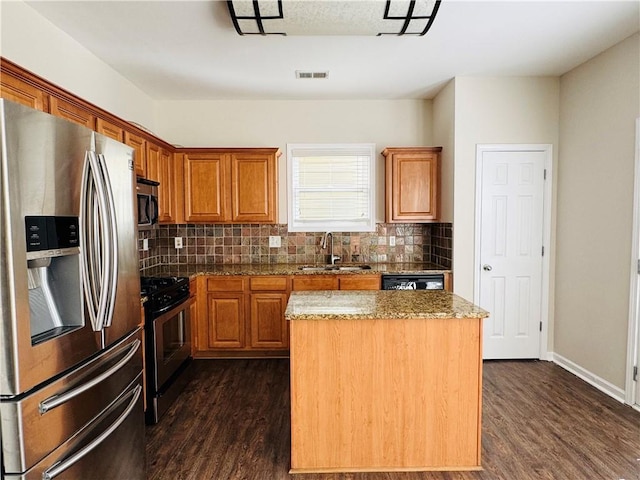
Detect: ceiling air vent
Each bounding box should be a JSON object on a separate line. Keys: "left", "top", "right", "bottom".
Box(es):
{"left": 295, "top": 71, "right": 329, "bottom": 79}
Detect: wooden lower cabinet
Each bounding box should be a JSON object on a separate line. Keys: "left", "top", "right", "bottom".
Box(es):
{"left": 338, "top": 274, "right": 381, "bottom": 290}
{"left": 206, "top": 293, "right": 246, "bottom": 349}
{"left": 250, "top": 293, "right": 288, "bottom": 349}
{"left": 194, "top": 275, "right": 290, "bottom": 357}
{"left": 193, "top": 273, "right": 387, "bottom": 357}
{"left": 292, "top": 275, "right": 339, "bottom": 291}
{"left": 292, "top": 274, "right": 381, "bottom": 292}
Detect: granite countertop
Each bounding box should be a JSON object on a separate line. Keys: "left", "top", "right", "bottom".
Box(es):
{"left": 284, "top": 290, "right": 488, "bottom": 320}
{"left": 140, "top": 262, "right": 450, "bottom": 279}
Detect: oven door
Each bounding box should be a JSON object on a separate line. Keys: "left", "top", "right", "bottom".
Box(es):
{"left": 151, "top": 298, "right": 193, "bottom": 390}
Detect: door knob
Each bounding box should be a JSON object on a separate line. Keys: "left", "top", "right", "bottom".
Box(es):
{"left": 482, "top": 264, "right": 493, "bottom": 271}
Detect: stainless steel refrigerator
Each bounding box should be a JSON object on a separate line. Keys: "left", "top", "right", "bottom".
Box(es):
{"left": 0, "top": 99, "right": 144, "bottom": 479}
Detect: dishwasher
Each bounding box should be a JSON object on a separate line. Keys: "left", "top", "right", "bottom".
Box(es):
{"left": 381, "top": 273, "right": 445, "bottom": 290}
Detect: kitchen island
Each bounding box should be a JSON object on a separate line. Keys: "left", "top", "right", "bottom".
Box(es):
{"left": 285, "top": 290, "right": 489, "bottom": 474}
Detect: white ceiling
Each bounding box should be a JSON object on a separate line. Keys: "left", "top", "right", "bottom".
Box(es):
{"left": 25, "top": 0, "right": 640, "bottom": 100}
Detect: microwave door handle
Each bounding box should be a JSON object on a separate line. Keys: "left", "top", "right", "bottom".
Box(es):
{"left": 97, "top": 154, "right": 118, "bottom": 328}
{"left": 150, "top": 194, "right": 159, "bottom": 224}
{"left": 41, "top": 384, "right": 142, "bottom": 480}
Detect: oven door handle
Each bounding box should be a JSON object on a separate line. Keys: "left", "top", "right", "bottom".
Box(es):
{"left": 39, "top": 338, "right": 141, "bottom": 414}
{"left": 152, "top": 294, "right": 191, "bottom": 317}
{"left": 42, "top": 384, "right": 142, "bottom": 480}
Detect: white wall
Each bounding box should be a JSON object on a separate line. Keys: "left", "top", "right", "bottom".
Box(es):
{"left": 155, "top": 99, "right": 434, "bottom": 222}
{"left": 452, "top": 77, "right": 560, "bottom": 307}
{"left": 432, "top": 79, "right": 455, "bottom": 223}
{"left": 556, "top": 33, "right": 640, "bottom": 389}
{"left": 0, "top": 1, "right": 155, "bottom": 129}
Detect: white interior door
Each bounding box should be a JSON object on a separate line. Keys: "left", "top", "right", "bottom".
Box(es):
{"left": 630, "top": 118, "right": 640, "bottom": 408}
{"left": 478, "top": 148, "right": 546, "bottom": 359}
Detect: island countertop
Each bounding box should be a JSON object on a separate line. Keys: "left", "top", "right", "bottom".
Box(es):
{"left": 285, "top": 290, "right": 489, "bottom": 320}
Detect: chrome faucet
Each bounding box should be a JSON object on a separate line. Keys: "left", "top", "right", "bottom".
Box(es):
{"left": 320, "top": 232, "right": 341, "bottom": 265}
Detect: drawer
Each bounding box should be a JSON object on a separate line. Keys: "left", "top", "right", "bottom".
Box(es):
{"left": 338, "top": 274, "right": 381, "bottom": 290}
{"left": 292, "top": 276, "right": 339, "bottom": 291}
{"left": 250, "top": 276, "right": 288, "bottom": 291}
{"left": 207, "top": 277, "right": 245, "bottom": 292}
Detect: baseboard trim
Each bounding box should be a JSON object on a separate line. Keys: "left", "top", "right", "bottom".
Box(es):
{"left": 552, "top": 353, "right": 626, "bottom": 404}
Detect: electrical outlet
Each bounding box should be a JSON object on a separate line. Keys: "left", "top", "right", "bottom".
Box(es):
{"left": 142, "top": 238, "right": 149, "bottom": 251}
{"left": 389, "top": 236, "right": 396, "bottom": 247}
{"left": 269, "top": 235, "right": 281, "bottom": 248}
{"left": 174, "top": 237, "right": 183, "bottom": 249}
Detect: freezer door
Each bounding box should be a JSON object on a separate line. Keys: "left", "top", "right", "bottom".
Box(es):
{"left": 0, "top": 328, "right": 143, "bottom": 475}
{"left": 0, "top": 100, "right": 101, "bottom": 395}
{"left": 4, "top": 375, "right": 144, "bottom": 480}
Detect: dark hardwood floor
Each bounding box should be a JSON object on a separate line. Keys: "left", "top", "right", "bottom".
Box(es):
{"left": 145, "top": 359, "right": 640, "bottom": 480}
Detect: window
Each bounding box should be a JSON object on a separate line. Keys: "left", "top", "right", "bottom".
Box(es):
{"left": 287, "top": 143, "right": 376, "bottom": 232}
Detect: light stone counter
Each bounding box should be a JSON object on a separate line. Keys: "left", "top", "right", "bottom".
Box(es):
{"left": 140, "top": 262, "right": 449, "bottom": 279}
{"left": 285, "top": 290, "right": 488, "bottom": 320}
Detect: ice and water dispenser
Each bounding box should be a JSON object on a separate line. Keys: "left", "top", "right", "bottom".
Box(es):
{"left": 25, "top": 216, "right": 83, "bottom": 344}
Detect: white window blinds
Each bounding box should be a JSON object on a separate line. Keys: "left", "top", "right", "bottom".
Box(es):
{"left": 287, "top": 144, "right": 376, "bottom": 232}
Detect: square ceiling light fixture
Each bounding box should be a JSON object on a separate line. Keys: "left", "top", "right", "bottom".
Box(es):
{"left": 226, "top": 0, "right": 442, "bottom": 36}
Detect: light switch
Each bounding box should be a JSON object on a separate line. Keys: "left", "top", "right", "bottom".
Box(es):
{"left": 389, "top": 236, "right": 396, "bottom": 247}
{"left": 143, "top": 238, "right": 149, "bottom": 251}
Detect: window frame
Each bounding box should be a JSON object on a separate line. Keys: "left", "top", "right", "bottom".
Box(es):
{"left": 286, "top": 143, "right": 376, "bottom": 233}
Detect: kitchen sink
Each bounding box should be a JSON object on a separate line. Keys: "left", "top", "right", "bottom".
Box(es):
{"left": 297, "top": 265, "right": 372, "bottom": 271}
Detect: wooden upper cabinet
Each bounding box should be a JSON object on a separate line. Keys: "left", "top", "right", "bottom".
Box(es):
{"left": 96, "top": 118, "right": 124, "bottom": 142}
{"left": 49, "top": 96, "right": 96, "bottom": 129}
{"left": 183, "top": 152, "right": 228, "bottom": 223}
{"left": 182, "top": 148, "right": 279, "bottom": 224}
{"left": 0, "top": 73, "right": 47, "bottom": 111}
{"left": 230, "top": 150, "right": 278, "bottom": 223}
{"left": 383, "top": 147, "right": 441, "bottom": 223}
{"left": 158, "top": 148, "right": 176, "bottom": 223}
{"left": 146, "top": 142, "right": 161, "bottom": 182}
{"left": 125, "top": 131, "right": 147, "bottom": 178}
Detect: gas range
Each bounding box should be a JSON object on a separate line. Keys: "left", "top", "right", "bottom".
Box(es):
{"left": 140, "top": 276, "right": 190, "bottom": 316}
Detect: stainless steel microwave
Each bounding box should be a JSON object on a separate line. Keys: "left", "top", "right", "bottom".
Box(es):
{"left": 137, "top": 178, "right": 159, "bottom": 230}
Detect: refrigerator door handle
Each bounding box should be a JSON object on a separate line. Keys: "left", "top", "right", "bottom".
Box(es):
{"left": 80, "top": 151, "right": 113, "bottom": 331}
{"left": 80, "top": 154, "right": 100, "bottom": 331}
{"left": 41, "top": 383, "right": 142, "bottom": 480}
{"left": 39, "top": 338, "right": 141, "bottom": 414}
{"left": 97, "top": 153, "right": 119, "bottom": 328}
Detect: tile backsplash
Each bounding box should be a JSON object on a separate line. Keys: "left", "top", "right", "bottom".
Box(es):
{"left": 138, "top": 223, "right": 452, "bottom": 270}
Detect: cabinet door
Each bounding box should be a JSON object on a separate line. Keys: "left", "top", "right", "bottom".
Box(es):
{"left": 338, "top": 274, "right": 381, "bottom": 290}
{"left": 125, "top": 131, "right": 147, "bottom": 178}
{"left": 292, "top": 275, "right": 339, "bottom": 291}
{"left": 96, "top": 118, "right": 124, "bottom": 142}
{"left": 250, "top": 293, "right": 288, "bottom": 349}
{"left": 0, "top": 73, "right": 47, "bottom": 111}
{"left": 146, "top": 142, "right": 161, "bottom": 183}
{"left": 205, "top": 293, "right": 245, "bottom": 349}
{"left": 230, "top": 152, "right": 277, "bottom": 223}
{"left": 49, "top": 96, "right": 96, "bottom": 129}
{"left": 183, "top": 153, "right": 228, "bottom": 222}
{"left": 385, "top": 148, "right": 440, "bottom": 222}
{"left": 158, "top": 148, "right": 175, "bottom": 223}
